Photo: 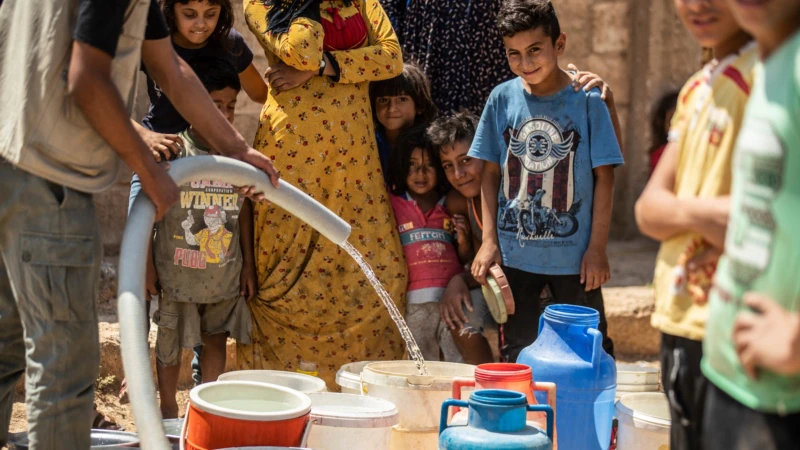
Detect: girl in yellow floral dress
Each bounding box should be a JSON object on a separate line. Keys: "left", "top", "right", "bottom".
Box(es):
{"left": 238, "top": 0, "right": 408, "bottom": 387}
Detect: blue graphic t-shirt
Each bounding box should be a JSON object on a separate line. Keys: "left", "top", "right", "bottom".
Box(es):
{"left": 469, "top": 78, "right": 623, "bottom": 275}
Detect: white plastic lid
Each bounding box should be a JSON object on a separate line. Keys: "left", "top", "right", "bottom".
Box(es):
{"left": 308, "top": 393, "right": 398, "bottom": 428}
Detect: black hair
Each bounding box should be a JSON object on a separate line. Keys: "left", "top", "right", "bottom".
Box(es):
{"left": 388, "top": 125, "right": 448, "bottom": 196}
{"left": 427, "top": 109, "right": 479, "bottom": 149}
{"left": 496, "top": 0, "right": 561, "bottom": 42}
{"left": 650, "top": 91, "right": 679, "bottom": 153}
{"left": 162, "top": 0, "right": 235, "bottom": 51}
{"left": 190, "top": 57, "right": 241, "bottom": 93}
{"left": 370, "top": 60, "right": 438, "bottom": 131}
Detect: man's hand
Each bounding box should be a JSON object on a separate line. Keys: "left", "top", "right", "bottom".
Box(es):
{"left": 581, "top": 245, "right": 610, "bottom": 291}
{"left": 136, "top": 125, "right": 183, "bottom": 162}
{"left": 265, "top": 60, "right": 316, "bottom": 92}
{"left": 734, "top": 293, "right": 800, "bottom": 379}
{"left": 240, "top": 261, "right": 258, "bottom": 302}
{"left": 441, "top": 275, "right": 473, "bottom": 330}
{"left": 471, "top": 241, "right": 502, "bottom": 286}
{"left": 228, "top": 148, "right": 281, "bottom": 201}
{"left": 137, "top": 161, "right": 180, "bottom": 221}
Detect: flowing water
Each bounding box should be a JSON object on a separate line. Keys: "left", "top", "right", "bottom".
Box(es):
{"left": 342, "top": 242, "right": 430, "bottom": 376}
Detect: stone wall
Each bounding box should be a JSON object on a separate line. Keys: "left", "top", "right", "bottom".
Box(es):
{"left": 94, "top": 0, "right": 702, "bottom": 253}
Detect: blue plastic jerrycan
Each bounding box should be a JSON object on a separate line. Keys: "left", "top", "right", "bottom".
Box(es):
{"left": 517, "top": 304, "right": 616, "bottom": 450}
{"left": 439, "top": 389, "right": 553, "bottom": 450}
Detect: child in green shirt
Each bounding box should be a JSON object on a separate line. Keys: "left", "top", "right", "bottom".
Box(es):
{"left": 702, "top": 1, "right": 800, "bottom": 448}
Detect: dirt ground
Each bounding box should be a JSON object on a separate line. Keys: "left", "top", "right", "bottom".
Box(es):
{"left": 6, "top": 238, "right": 660, "bottom": 440}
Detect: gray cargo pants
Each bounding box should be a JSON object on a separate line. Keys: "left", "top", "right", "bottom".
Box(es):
{"left": 0, "top": 163, "right": 102, "bottom": 449}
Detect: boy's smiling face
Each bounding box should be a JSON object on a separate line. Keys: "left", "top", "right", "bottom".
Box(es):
{"left": 503, "top": 27, "right": 565, "bottom": 88}
{"left": 725, "top": 0, "right": 800, "bottom": 55}
{"left": 439, "top": 141, "right": 483, "bottom": 199}
{"left": 673, "top": 0, "right": 744, "bottom": 50}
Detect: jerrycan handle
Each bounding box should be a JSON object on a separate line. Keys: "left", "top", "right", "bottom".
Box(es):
{"left": 526, "top": 404, "right": 554, "bottom": 441}
{"left": 449, "top": 377, "right": 475, "bottom": 420}
{"left": 587, "top": 327, "right": 603, "bottom": 367}
{"left": 440, "top": 399, "right": 469, "bottom": 434}
{"left": 530, "top": 381, "right": 556, "bottom": 417}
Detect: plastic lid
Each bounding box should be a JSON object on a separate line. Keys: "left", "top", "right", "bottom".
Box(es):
{"left": 308, "top": 393, "right": 399, "bottom": 428}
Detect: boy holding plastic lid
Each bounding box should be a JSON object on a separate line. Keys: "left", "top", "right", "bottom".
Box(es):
{"left": 469, "top": 0, "right": 623, "bottom": 363}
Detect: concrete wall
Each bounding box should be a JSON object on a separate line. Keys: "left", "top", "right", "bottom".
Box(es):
{"left": 94, "top": 0, "right": 702, "bottom": 253}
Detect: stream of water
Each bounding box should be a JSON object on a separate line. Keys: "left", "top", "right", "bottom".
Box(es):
{"left": 342, "top": 242, "right": 430, "bottom": 376}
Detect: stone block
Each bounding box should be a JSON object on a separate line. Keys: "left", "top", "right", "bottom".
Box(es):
{"left": 604, "top": 286, "right": 659, "bottom": 356}
{"left": 592, "top": 2, "right": 631, "bottom": 54}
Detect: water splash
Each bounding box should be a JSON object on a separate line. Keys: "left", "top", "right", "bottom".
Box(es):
{"left": 342, "top": 241, "right": 429, "bottom": 376}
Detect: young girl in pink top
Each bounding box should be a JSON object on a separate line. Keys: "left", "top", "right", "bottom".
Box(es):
{"left": 388, "top": 126, "right": 467, "bottom": 361}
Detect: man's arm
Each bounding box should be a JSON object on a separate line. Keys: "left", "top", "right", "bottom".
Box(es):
{"left": 141, "top": 37, "right": 279, "bottom": 189}
{"left": 582, "top": 165, "right": 614, "bottom": 291}
{"left": 471, "top": 161, "right": 502, "bottom": 285}
{"left": 635, "top": 143, "right": 729, "bottom": 248}
{"left": 68, "top": 42, "right": 178, "bottom": 219}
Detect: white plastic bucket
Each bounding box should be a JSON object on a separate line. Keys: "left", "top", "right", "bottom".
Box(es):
{"left": 360, "top": 361, "right": 475, "bottom": 431}
{"left": 617, "top": 364, "right": 660, "bottom": 385}
{"left": 615, "top": 393, "right": 670, "bottom": 450}
{"left": 336, "top": 361, "right": 376, "bottom": 394}
{"left": 305, "top": 392, "right": 398, "bottom": 450}
{"left": 219, "top": 370, "right": 328, "bottom": 393}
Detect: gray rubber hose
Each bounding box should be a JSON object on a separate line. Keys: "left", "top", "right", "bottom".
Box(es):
{"left": 118, "top": 155, "right": 351, "bottom": 450}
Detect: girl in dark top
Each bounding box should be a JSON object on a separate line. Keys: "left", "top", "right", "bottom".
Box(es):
{"left": 649, "top": 91, "right": 679, "bottom": 176}
{"left": 369, "top": 61, "right": 438, "bottom": 178}
{"left": 142, "top": 0, "right": 268, "bottom": 135}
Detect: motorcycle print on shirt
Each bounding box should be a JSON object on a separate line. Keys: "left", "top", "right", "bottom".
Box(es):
{"left": 498, "top": 116, "right": 581, "bottom": 245}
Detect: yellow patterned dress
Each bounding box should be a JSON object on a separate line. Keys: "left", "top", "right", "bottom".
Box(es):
{"left": 238, "top": 0, "right": 408, "bottom": 387}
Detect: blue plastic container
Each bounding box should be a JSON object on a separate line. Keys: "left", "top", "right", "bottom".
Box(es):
{"left": 439, "top": 390, "right": 553, "bottom": 450}
{"left": 517, "top": 304, "right": 616, "bottom": 450}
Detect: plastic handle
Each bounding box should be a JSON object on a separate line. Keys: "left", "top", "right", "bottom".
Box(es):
{"left": 450, "top": 377, "right": 475, "bottom": 419}
{"left": 587, "top": 327, "right": 603, "bottom": 367}
{"left": 526, "top": 404, "right": 554, "bottom": 440}
{"left": 179, "top": 406, "right": 190, "bottom": 450}
{"left": 530, "top": 381, "right": 556, "bottom": 416}
{"left": 440, "top": 399, "right": 469, "bottom": 434}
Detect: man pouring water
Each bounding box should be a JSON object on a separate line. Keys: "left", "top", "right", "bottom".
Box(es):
{"left": 0, "top": 1, "right": 279, "bottom": 448}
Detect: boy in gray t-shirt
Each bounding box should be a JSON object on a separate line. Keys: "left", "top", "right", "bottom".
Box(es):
{"left": 136, "top": 58, "right": 256, "bottom": 418}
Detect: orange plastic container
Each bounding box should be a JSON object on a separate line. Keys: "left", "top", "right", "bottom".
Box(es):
{"left": 181, "top": 381, "right": 311, "bottom": 450}
{"left": 451, "top": 363, "right": 557, "bottom": 446}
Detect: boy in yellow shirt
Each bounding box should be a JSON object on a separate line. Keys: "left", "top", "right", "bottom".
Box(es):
{"left": 635, "top": 0, "right": 756, "bottom": 448}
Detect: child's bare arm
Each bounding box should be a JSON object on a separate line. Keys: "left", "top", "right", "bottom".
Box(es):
{"left": 582, "top": 165, "right": 614, "bottom": 291}
{"left": 239, "top": 199, "right": 257, "bottom": 302}
{"left": 454, "top": 214, "right": 474, "bottom": 264}
{"left": 239, "top": 63, "right": 269, "bottom": 105}
{"left": 145, "top": 229, "right": 158, "bottom": 298}
{"left": 471, "top": 161, "right": 502, "bottom": 285}
{"left": 635, "top": 143, "right": 729, "bottom": 248}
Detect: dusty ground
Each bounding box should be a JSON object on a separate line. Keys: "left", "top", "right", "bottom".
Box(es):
{"left": 7, "top": 238, "right": 660, "bottom": 440}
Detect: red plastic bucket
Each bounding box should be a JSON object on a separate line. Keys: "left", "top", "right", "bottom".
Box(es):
{"left": 451, "top": 363, "right": 557, "bottom": 445}
{"left": 181, "top": 381, "right": 312, "bottom": 450}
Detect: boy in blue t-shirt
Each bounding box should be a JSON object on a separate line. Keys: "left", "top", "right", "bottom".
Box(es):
{"left": 470, "top": 0, "right": 623, "bottom": 362}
